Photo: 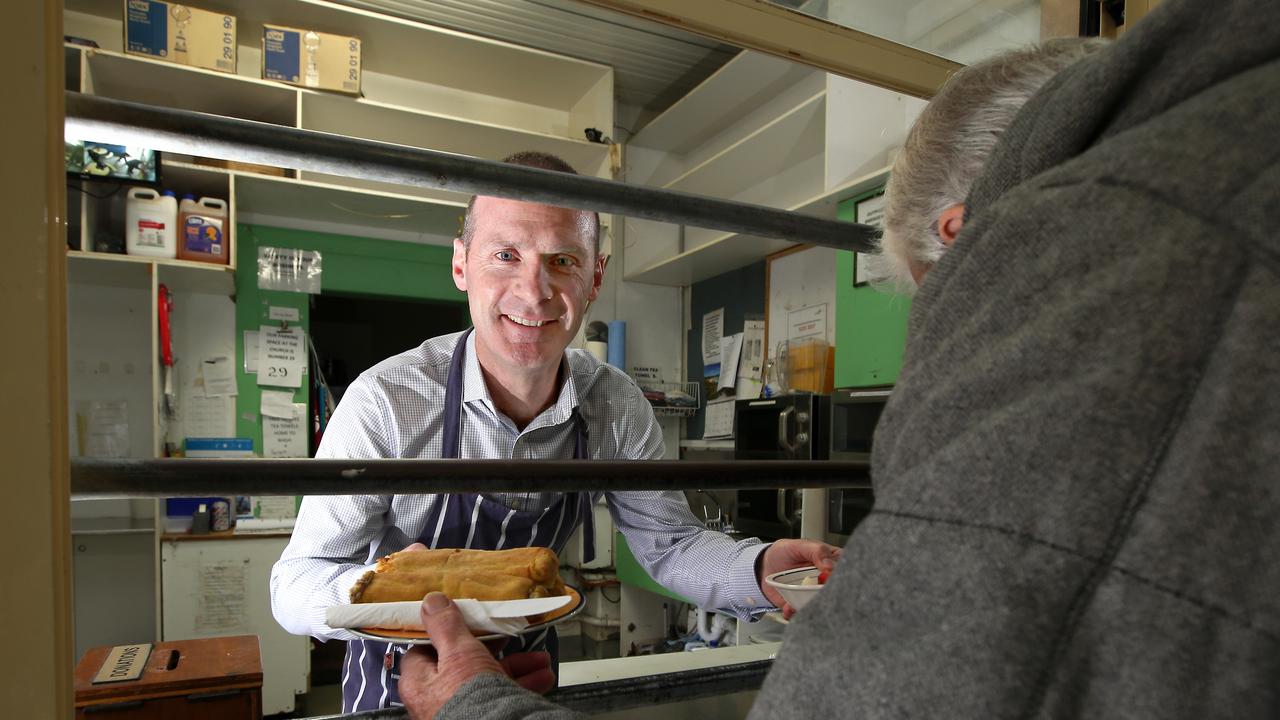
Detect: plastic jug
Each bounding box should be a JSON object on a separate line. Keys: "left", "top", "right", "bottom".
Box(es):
{"left": 178, "top": 194, "right": 200, "bottom": 224}
{"left": 125, "top": 188, "right": 178, "bottom": 259}
{"left": 775, "top": 337, "right": 830, "bottom": 394}
{"left": 177, "top": 196, "right": 230, "bottom": 265}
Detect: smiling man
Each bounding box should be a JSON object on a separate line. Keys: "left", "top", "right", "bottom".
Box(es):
{"left": 456, "top": 188, "right": 604, "bottom": 427}
{"left": 269, "top": 151, "right": 840, "bottom": 713}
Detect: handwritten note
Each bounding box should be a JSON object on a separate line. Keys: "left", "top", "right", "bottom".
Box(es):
{"left": 263, "top": 407, "right": 307, "bottom": 457}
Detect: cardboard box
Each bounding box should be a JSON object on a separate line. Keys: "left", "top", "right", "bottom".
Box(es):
{"left": 262, "top": 24, "right": 361, "bottom": 95}
{"left": 123, "top": 0, "right": 236, "bottom": 73}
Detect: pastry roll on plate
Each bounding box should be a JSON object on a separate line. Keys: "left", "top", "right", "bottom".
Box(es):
{"left": 350, "top": 547, "right": 567, "bottom": 603}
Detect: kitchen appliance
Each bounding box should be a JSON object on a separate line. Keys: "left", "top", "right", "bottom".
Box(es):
{"left": 830, "top": 387, "right": 891, "bottom": 461}
{"left": 823, "top": 387, "right": 892, "bottom": 545}
{"left": 824, "top": 486, "right": 875, "bottom": 546}
{"left": 733, "top": 395, "right": 829, "bottom": 540}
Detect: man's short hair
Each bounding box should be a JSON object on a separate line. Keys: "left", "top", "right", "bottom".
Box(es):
{"left": 878, "top": 37, "right": 1107, "bottom": 290}
{"left": 458, "top": 151, "right": 601, "bottom": 255}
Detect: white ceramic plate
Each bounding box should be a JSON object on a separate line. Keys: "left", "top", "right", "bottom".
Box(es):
{"left": 346, "top": 586, "right": 585, "bottom": 646}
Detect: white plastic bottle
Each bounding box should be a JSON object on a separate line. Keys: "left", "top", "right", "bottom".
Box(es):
{"left": 125, "top": 188, "right": 178, "bottom": 259}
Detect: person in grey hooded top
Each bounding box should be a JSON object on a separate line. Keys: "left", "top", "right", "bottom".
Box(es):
{"left": 396, "top": 0, "right": 1280, "bottom": 715}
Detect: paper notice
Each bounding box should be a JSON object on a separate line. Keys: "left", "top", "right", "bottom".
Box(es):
{"left": 243, "top": 331, "right": 259, "bottom": 374}
{"left": 260, "top": 389, "right": 299, "bottom": 419}
{"left": 183, "top": 394, "right": 233, "bottom": 439}
{"left": 201, "top": 356, "right": 237, "bottom": 397}
{"left": 263, "top": 407, "right": 307, "bottom": 457}
{"left": 82, "top": 400, "right": 130, "bottom": 458}
{"left": 256, "top": 326, "right": 305, "bottom": 388}
{"left": 257, "top": 247, "right": 322, "bottom": 294}
{"left": 254, "top": 496, "right": 298, "bottom": 519}
{"left": 788, "top": 304, "right": 827, "bottom": 342}
{"left": 717, "top": 333, "right": 744, "bottom": 391}
{"left": 701, "top": 308, "right": 724, "bottom": 369}
{"left": 855, "top": 193, "right": 887, "bottom": 286}
{"left": 630, "top": 366, "right": 663, "bottom": 390}
{"left": 268, "top": 305, "right": 300, "bottom": 322}
{"left": 196, "top": 561, "right": 247, "bottom": 634}
{"left": 738, "top": 320, "right": 766, "bottom": 400}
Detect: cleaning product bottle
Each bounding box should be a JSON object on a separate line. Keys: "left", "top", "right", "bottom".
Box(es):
{"left": 177, "top": 196, "right": 230, "bottom": 265}
{"left": 125, "top": 188, "right": 178, "bottom": 259}
{"left": 178, "top": 193, "right": 199, "bottom": 225}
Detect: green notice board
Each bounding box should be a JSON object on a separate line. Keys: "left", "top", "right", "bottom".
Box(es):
{"left": 233, "top": 224, "right": 463, "bottom": 453}
{"left": 833, "top": 190, "right": 913, "bottom": 388}
{"left": 614, "top": 532, "right": 691, "bottom": 604}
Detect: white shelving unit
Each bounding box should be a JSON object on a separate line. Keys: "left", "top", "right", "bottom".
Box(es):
{"left": 67, "top": 250, "right": 237, "bottom": 296}
{"left": 64, "top": 0, "right": 617, "bottom": 252}
{"left": 299, "top": 93, "right": 611, "bottom": 180}
{"left": 622, "top": 50, "right": 923, "bottom": 287}
{"left": 624, "top": 165, "right": 892, "bottom": 287}
{"left": 60, "top": 0, "right": 617, "bottom": 702}
{"left": 81, "top": 48, "right": 299, "bottom": 124}
{"left": 234, "top": 172, "right": 466, "bottom": 244}
{"left": 631, "top": 52, "right": 819, "bottom": 157}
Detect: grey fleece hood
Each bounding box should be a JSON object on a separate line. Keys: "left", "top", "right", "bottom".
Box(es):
{"left": 967, "top": 0, "right": 1280, "bottom": 220}
{"left": 749, "top": 0, "right": 1280, "bottom": 717}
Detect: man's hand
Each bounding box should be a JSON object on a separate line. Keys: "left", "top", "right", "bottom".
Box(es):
{"left": 757, "top": 539, "right": 843, "bottom": 619}
{"left": 399, "top": 592, "right": 557, "bottom": 719}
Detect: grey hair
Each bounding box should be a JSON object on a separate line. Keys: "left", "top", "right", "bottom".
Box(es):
{"left": 878, "top": 37, "right": 1108, "bottom": 291}
{"left": 458, "top": 150, "right": 601, "bottom": 255}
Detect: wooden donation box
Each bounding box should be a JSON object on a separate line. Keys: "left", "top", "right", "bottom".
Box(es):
{"left": 74, "top": 635, "right": 263, "bottom": 719}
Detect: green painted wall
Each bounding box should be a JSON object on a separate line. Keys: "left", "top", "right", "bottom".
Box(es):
{"left": 233, "top": 224, "right": 463, "bottom": 453}
{"left": 615, "top": 532, "right": 691, "bottom": 604}
{"left": 833, "top": 192, "right": 913, "bottom": 388}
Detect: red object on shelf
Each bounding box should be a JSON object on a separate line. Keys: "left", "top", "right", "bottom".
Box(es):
{"left": 158, "top": 284, "right": 173, "bottom": 367}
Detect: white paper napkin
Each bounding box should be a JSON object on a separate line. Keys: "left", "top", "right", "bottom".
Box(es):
{"left": 325, "top": 595, "right": 572, "bottom": 637}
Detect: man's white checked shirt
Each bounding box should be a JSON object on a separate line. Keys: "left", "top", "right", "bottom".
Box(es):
{"left": 270, "top": 330, "right": 771, "bottom": 640}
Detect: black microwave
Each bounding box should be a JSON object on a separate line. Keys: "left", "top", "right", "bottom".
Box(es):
{"left": 734, "top": 395, "right": 830, "bottom": 461}
{"left": 733, "top": 395, "right": 829, "bottom": 540}
{"left": 830, "top": 387, "right": 891, "bottom": 461}
{"left": 823, "top": 387, "right": 891, "bottom": 544}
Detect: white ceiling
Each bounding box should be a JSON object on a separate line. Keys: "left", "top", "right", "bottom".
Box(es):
{"left": 333, "top": 0, "right": 740, "bottom": 119}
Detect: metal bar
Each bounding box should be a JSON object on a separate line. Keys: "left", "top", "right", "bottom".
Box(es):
{"left": 550, "top": 659, "right": 770, "bottom": 713}
{"left": 307, "top": 659, "right": 772, "bottom": 719}
{"left": 575, "top": 0, "right": 961, "bottom": 98}
{"left": 70, "top": 459, "right": 870, "bottom": 498}
{"left": 64, "top": 92, "right": 879, "bottom": 253}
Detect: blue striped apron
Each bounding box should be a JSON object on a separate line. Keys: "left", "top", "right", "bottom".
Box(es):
{"left": 341, "top": 329, "right": 595, "bottom": 712}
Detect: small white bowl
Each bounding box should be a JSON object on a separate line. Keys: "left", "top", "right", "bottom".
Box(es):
{"left": 764, "top": 566, "right": 826, "bottom": 612}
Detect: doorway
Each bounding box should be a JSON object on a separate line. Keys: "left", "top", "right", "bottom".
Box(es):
{"left": 308, "top": 292, "right": 470, "bottom": 405}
